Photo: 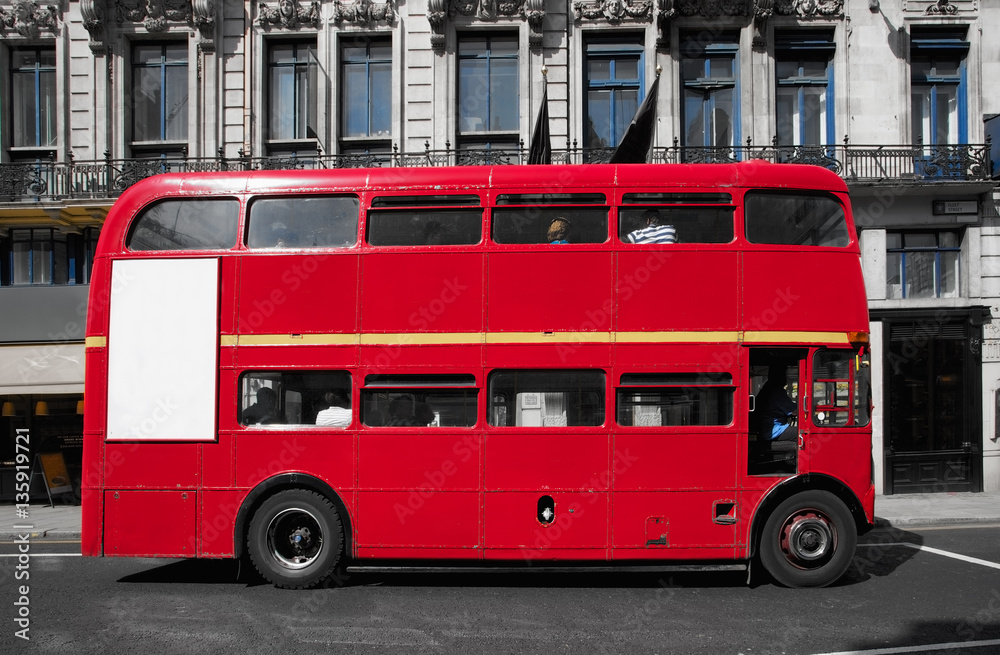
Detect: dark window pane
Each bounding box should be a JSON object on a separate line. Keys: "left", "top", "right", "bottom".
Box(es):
{"left": 492, "top": 207, "right": 608, "bottom": 244}
{"left": 489, "top": 370, "right": 605, "bottom": 427}
{"left": 248, "top": 196, "right": 360, "bottom": 248}
{"left": 745, "top": 192, "right": 849, "bottom": 247}
{"left": 619, "top": 207, "right": 733, "bottom": 244}
{"left": 363, "top": 388, "right": 478, "bottom": 427}
{"left": 128, "top": 199, "right": 240, "bottom": 251}
{"left": 367, "top": 209, "right": 482, "bottom": 246}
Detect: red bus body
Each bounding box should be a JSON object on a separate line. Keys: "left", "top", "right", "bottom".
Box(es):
{"left": 82, "top": 163, "right": 873, "bottom": 588}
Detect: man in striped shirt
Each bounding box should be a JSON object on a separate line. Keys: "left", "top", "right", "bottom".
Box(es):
{"left": 626, "top": 210, "right": 676, "bottom": 244}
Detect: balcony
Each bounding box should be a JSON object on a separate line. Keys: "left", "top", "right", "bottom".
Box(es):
{"left": 0, "top": 139, "right": 992, "bottom": 204}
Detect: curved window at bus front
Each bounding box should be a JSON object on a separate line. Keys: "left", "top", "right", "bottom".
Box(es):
{"left": 488, "top": 370, "right": 605, "bottom": 427}
{"left": 492, "top": 194, "right": 609, "bottom": 244}
{"left": 247, "top": 196, "right": 359, "bottom": 248}
{"left": 744, "top": 192, "right": 850, "bottom": 247}
{"left": 812, "top": 349, "right": 871, "bottom": 427}
{"left": 128, "top": 199, "right": 240, "bottom": 251}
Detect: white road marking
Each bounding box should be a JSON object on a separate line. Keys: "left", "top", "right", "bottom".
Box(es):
{"left": 812, "top": 637, "right": 1000, "bottom": 655}
{"left": 0, "top": 553, "right": 81, "bottom": 557}
{"left": 857, "top": 542, "right": 1000, "bottom": 570}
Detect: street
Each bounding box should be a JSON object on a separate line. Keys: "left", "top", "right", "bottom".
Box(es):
{"left": 2, "top": 525, "right": 1000, "bottom": 654}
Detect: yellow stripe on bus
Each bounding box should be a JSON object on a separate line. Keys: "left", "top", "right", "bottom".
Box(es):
{"left": 742, "top": 331, "right": 851, "bottom": 345}
{"left": 486, "top": 332, "right": 612, "bottom": 344}
{"left": 85, "top": 336, "right": 107, "bottom": 348}
{"left": 616, "top": 331, "right": 738, "bottom": 343}
{"left": 223, "top": 330, "right": 854, "bottom": 347}
{"left": 361, "top": 333, "right": 484, "bottom": 345}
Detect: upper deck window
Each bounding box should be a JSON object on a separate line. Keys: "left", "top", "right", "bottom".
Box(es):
{"left": 492, "top": 194, "right": 608, "bottom": 245}
{"left": 366, "top": 201, "right": 483, "bottom": 246}
{"left": 128, "top": 199, "right": 240, "bottom": 251}
{"left": 744, "top": 192, "right": 849, "bottom": 247}
{"left": 247, "top": 196, "right": 359, "bottom": 249}
{"left": 620, "top": 193, "right": 734, "bottom": 244}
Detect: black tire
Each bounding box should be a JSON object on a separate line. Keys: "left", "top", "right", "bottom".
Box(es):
{"left": 247, "top": 489, "right": 344, "bottom": 589}
{"left": 759, "top": 490, "right": 856, "bottom": 588}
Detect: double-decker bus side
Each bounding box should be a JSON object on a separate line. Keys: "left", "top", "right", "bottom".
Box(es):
{"left": 82, "top": 162, "right": 873, "bottom": 589}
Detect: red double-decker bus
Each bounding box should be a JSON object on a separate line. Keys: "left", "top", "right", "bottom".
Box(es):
{"left": 81, "top": 162, "right": 873, "bottom": 588}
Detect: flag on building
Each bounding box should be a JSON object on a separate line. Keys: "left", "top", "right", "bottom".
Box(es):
{"left": 610, "top": 75, "right": 660, "bottom": 164}
{"left": 527, "top": 80, "right": 551, "bottom": 165}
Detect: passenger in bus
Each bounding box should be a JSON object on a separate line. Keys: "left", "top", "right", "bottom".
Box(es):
{"left": 755, "top": 366, "right": 798, "bottom": 443}
{"left": 626, "top": 210, "right": 677, "bottom": 244}
{"left": 547, "top": 217, "right": 571, "bottom": 244}
{"left": 315, "top": 391, "right": 351, "bottom": 427}
{"left": 242, "top": 386, "right": 277, "bottom": 425}
{"left": 385, "top": 396, "right": 415, "bottom": 426}
{"left": 413, "top": 401, "right": 436, "bottom": 427}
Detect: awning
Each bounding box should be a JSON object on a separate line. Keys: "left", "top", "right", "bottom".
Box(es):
{"left": 0, "top": 343, "right": 85, "bottom": 395}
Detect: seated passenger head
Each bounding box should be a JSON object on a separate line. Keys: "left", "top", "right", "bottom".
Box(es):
{"left": 256, "top": 386, "right": 277, "bottom": 406}
{"left": 324, "top": 391, "right": 349, "bottom": 408}
{"left": 547, "top": 217, "right": 571, "bottom": 243}
{"left": 642, "top": 209, "right": 661, "bottom": 226}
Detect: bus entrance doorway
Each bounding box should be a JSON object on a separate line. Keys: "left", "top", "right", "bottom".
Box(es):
{"left": 748, "top": 349, "right": 807, "bottom": 476}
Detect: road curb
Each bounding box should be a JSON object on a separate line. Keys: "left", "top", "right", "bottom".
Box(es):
{"left": 1, "top": 531, "right": 81, "bottom": 540}
{"left": 874, "top": 516, "right": 999, "bottom": 528}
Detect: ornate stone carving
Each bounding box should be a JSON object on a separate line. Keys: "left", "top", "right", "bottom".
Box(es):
{"left": 0, "top": 1, "right": 59, "bottom": 39}
{"left": 426, "top": 0, "right": 546, "bottom": 53}
{"left": 674, "top": 0, "right": 749, "bottom": 17}
{"left": 192, "top": 0, "right": 216, "bottom": 51}
{"left": 773, "top": 0, "right": 843, "bottom": 16}
{"left": 80, "top": 0, "right": 105, "bottom": 51}
{"left": 258, "top": 0, "right": 321, "bottom": 29}
{"left": 574, "top": 0, "right": 653, "bottom": 23}
{"left": 333, "top": 0, "right": 396, "bottom": 27}
{"left": 115, "top": 1, "right": 192, "bottom": 32}
{"left": 753, "top": 0, "right": 773, "bottom": 48}
{"left": 925, "top": 0, "right": 958, "bottom": 15}
{"left": 656, "top": 0, "right": 675, "bottom": 49}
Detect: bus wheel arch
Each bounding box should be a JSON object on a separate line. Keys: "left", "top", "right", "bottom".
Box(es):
{"left": 234, "top": 474, "right": 353, "bottom": 569}
{"left": 749, "top": 476, "right": 866, "bottom": 588}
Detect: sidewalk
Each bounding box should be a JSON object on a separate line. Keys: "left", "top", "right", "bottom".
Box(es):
{"left": 1, "top": 493, "right": 998, "bottom": 541}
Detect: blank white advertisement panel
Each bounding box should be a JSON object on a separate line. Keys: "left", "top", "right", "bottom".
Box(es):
{"left": 106, "top": 258, "right": 220, "bottom": 441}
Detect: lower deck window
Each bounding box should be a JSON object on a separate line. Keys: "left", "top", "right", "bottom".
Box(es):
{"left": 616, "top": 373, "right": 734, "bottom": 426}
{"left": 240, "top": 371, "right": 352, "bottom": 427}
{"left": 362, "top": 374, "right": 478, "bottom": 427}
{"left": 489, "top": 370, "right": 605, "bottom": 427}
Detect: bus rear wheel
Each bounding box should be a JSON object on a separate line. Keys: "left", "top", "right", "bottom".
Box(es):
{"left": 248, "top": 489, "right": 344, "bottom": 589}
{"left": 759, "top": 490, "right": 856, "bottom": 588}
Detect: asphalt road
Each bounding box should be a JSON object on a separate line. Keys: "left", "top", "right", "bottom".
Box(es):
{"left": 2, "top": 525, "right": 1000, "bottom": 655}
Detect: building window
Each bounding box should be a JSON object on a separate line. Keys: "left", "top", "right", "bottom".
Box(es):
{"left": 457, "top": 34, "right": 519, "bottom": 152}
{"left": 775, "top": 31, "right": 834, "bottom": 146}
{"left": 886, "top": 231, "right": 961, "bottom": 299}
{"left": 10, "top": 47, "right": 57, "bottom": 152}
{"left": 341, "top": 38, "right": 390, "bottom": 150}
{"left": 584, "top": 37, "right": 643, "bottom": 150}
{"left": 910, "top": 28, "right": 967, "bottom": 147}
{"left": 4, "top": 228, "right": 72, "bottom": 286}
{"left": 131, "top": 43, "right": 188, "bottom": 155}
{"left": 681, "top": 33, "right": 739, "bottom": 149}
{"left": 268, "top": 41, "right": 317, "bottom": 149}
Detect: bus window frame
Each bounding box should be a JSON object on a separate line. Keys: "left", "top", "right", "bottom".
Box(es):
{"left": 125, "top": 196, "right": 243, "bottom": 253}
{"left": 614, "top": 188, "right": 738, "bottom": 247}
{"left": 244, "top": 194, "right": 362, "bottom": 251}
{"left": 487, "top": 191, "right": 612, "bottom": 249}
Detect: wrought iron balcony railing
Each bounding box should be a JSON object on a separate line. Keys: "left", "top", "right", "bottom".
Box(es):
{"left": 0, "top": 138, "right": 992, "bottom": 204}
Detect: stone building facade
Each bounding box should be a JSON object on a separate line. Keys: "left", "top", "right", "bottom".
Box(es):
{"left": 0, "top": 0, "right": 997, "bottom": 496}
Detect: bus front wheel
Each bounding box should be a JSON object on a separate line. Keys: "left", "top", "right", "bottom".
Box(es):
{"left": 759, "top": 490, "right": 856, "bottom": 588}
{"left": 248, "top": 489, "right": 344, "bottom": 589}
